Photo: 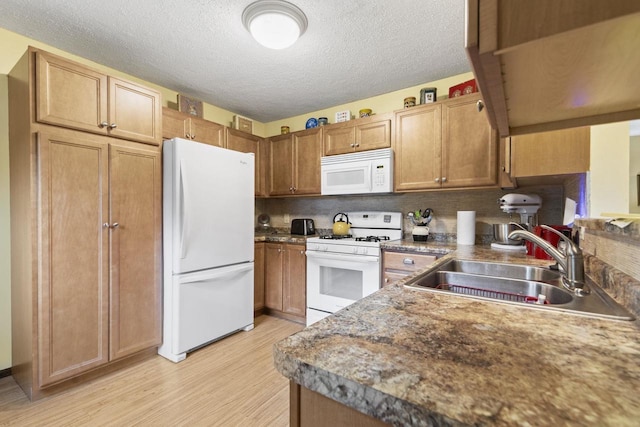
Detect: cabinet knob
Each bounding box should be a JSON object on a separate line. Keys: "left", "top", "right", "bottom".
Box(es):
{"left": 103, "top": 223, "right": 110, "bottom": 228}
{"left": 111, "top": 222, "right": 119, "bottom": 229}
{"left": 403, "top": 258, "right": 415, "bottom": 265}
{"left": 476, "top": 100, "right": 484, "bottom": 112}
{"left": 292, "top": 187, "right": 297, "bottom": 192}
{"left": 442, "top": 177, "right": 447, "bottom": 183}
{"left": 191, "top": 134, "right": 196, "bottom": 139}
{"left": 350, "top": 143, "right": 355, "bottom": 147}
{"left": 186, "top": 133, "right": 191, "bottom": 139}
{"left": 435, "top": 178, "right": 440, "bottom": 183}
{"left": 355, "top": 143, "right": 360, "bottom": 147}
{"left": 109, "top": 123, "right": 117, "bottom": 129}
{"left": 99, "top": 121, "right": 109, "bottom": 128}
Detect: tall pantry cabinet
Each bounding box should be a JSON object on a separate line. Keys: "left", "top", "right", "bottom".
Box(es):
{"left": 8, "top": 47, "right": 162, "bottom": 399}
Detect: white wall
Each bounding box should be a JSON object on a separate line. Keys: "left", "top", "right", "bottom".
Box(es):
{"left": 0, "top": 74, "right": 10, "bottom": 370}
{"left": 589, "top": 122, "right": 631, "bottom": 217}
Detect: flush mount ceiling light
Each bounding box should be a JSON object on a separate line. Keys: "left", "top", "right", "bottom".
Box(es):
{"left": 242, "top": 0, "right": 308, "bottom": 50}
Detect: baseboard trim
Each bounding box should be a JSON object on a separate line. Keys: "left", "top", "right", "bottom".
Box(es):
{"left": 0, "top": 367, "right": 12, "bottom": 379}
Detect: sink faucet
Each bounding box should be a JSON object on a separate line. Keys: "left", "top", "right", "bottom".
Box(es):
{"left": 508, "top": 225, "right": 588, "bottom": 295}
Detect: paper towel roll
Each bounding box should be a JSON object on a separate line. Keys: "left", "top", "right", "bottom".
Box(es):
{"left": 457, "top": 211, "right": 476, "bottom": 245}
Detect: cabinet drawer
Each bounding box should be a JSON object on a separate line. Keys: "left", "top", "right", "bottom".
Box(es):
{"left": 382, "top": 271, "right": 408, "bottom": 287}
{"left": 383, "top": 251, "right": 437, "bottom": 273}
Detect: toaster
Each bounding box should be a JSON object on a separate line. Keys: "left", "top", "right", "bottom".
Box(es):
{"left": 291, "top": 218, "right": 315, "bottom": 235}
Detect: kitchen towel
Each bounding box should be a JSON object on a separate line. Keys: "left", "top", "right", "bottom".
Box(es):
{"left": 457, "top": 211, "right": 476, "bottom": 245}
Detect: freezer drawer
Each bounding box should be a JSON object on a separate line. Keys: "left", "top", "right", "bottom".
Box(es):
{"left": 158, "top": 262, "right": 254, "bottom": 362}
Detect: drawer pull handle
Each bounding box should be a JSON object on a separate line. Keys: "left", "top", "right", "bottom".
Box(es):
{"left": 403, "top": 258, "right": 415, "bottom": 265}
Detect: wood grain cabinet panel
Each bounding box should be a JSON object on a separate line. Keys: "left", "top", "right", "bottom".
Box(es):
{"left": 323, "top": 113, "right": 392, "bottom": 155}
{"left": 35, "top": 51, "right": 161, "bottom": 145}
{"left": 382, "top": 251, "right": 437, "bottom": 287}
{"left": 269, "top": 127, "right": 322, "bottom": 196}
{"left": 37, "top": 132, "right": 110, "bottom": 386}
{"left": 109, "top": 143, "right": 162, "bottom": 360}
{"left": 254, "top": 243, "right": 266, "bottom": 313}
{"left": 227, "top": 128, "right": 266, "bottom": 196}
{"left": 509, "top": 126, "right": 590, "bottom": 177}
{"left": 264, "top": 243, "right": 306, "bottom": 323}
{"left": 394, "top": 94, "right": 498, "bottom": 191}
{"left": 162, "top": 107, "right": 225, "bottom": 148}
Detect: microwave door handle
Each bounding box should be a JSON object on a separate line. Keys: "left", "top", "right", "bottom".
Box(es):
{"left": 367, "top": 164, "right": 373, "bottom": 191}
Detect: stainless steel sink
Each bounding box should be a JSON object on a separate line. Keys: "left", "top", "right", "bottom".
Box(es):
{"left": 405, "top": 259, "right": 635, "bottom": 320}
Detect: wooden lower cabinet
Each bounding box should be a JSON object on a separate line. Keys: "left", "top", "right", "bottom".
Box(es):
{"left": 290, "top": 382, "right": 387, "bottom": 427}
{"left": 382, "top": 250, "right": 438, "bottom": 286}
{"left": 265, "top": 243, "right": 306, "bottom": 323}
{"left": 254, "top": 242, "right": 266, "bottom": 314}
{"left": 11, "top": 129, "right": 162, "bottom": 398}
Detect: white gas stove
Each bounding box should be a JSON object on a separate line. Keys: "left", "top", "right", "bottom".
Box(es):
{"left": 305, "top": 211, "right": 403, "bottom": 325}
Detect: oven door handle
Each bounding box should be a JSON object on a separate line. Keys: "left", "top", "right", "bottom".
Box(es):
{"left": 305, "top": 251, "right": 380, "bottom": 263}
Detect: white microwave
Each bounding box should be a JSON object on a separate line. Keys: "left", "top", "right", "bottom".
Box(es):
{"left": 320, "top": 148, "right": 393, "bottom": 195}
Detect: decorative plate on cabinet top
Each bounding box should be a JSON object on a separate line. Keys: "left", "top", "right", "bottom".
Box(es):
{"left": 305, "top": 118, "right": 318, "bottom": 129}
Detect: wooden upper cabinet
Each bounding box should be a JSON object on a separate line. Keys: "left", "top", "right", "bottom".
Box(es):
{"left": 394, "top": 103, "right": 442, "bottom": 191}
{"left": 323, "top": 113, "right": 392, "bottom": 155}
{"left": 510, "top": 126, "right": 590, "bottom": 177}
{"left": 108, "top": 143, "right": 162, "bottom": 361}
{"left": 36, "top": 51, "right": 108, "bottom": 135}
{"left": 441, "top": 94, "right": 497, "bottom": 188}
{"left": 227, "top": 127, "right": 265, "bottom": 196}
{"left": 108, "top": 78, "right": 162, "bottom": 145}
{"left": 35, "top": 50, "right": 161, "bottom": 145}
{"left": 394, "top": 94, "right": 497, "bottom": 191}
{"left": 465, "top": 0, "right": 640, "bottom": 137}
{"left": 269, "top": 127, "right": 322, "bottom": 196}
{"left": 162, "top": 107, "right": 225, "bottom": 148}
{"left": 292, "top": 128, "right": 323, "bottom": 195}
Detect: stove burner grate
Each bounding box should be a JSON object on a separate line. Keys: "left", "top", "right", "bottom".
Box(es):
{"left": 320, "top": 234, "right": 353, "bottom": 240}
{"left": 355, "top": 235, "right": 391, "bottom": 242}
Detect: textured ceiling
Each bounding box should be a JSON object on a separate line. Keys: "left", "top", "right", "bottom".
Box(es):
{"left": 0, "top": 0, "right": 471, "bottom": 122}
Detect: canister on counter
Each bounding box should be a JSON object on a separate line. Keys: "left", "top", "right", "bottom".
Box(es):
{"left": 420, "top": 87, "right": 437, "bottom": 104}
{"left": 281, "top": 126, "right": 290, "bottom": 134}
{"left": 404, "top": 97, "right": 416, "bottom": 108}
{"left": 318, "top": 117, "right": 328, "bottom": 126}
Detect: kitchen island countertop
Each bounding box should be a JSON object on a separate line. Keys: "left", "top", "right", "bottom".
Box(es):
{"left": 273, "top": 245, "right": 640, "bottom": 426}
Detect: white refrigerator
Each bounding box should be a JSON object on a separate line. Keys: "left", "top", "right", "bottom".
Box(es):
{"left": 159, "top": 138, "right": 255, "bottom": 363}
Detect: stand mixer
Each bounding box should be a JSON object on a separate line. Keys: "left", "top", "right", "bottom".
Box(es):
{"left": 498, "top": 193, "right": 542, "bottom": 228}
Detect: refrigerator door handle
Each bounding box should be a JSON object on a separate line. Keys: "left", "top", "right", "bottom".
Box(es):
{"left": 179, "top": 263, "right": 254, "bottom": 285}
{"left": 179, "top": 159, "right": 188, "bottom": 259}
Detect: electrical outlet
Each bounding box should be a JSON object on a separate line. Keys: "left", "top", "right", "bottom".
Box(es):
{"left": 283, "top": 214, "right": 290, "bottom": 224}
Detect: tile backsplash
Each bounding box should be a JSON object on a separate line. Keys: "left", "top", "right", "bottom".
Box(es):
{"left": 256, "top": 176, "right": 585, "bottom": 239}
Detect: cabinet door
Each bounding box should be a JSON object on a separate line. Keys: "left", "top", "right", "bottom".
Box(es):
{"left": 108, "top": 77, "right": 162, "bottom": 145}
{"left": 35, "top": 51, "right": 108, "bottom": 135}
{"left": 283, "top": 244, "right": 306, "bottom": 317}
{"left": 37, "top": 131, "right": 109, "bottom": 386}
{"left": 190, "top": 116, "right": 225, "bottom": 148}
{"left": 510, "top": 127, "right": 590, "bottom": 177}
{"left": 109, "top": 143, "right": 162, "bottom": 360}
{"left": 323, "top": 124, "right": 356, "bottom": 155}
{"left": 269, "top": 134, "right": 294, "bottom": 196}
{"left": 227, "top": 128, "right": 265, "bottom": 196}
{"left": 254, "top": 243, "right": 266, "bottom": 312}
{"left": 162, "top": 107, "right": 189, "bottom": 140}
{"left": 293, "top": 128, "right": 322, "bottom": 195}
{"left": 441, "top": 94, "right": 498, "bottom": 188}
{"left": 356, "top": 115, "right": 392, "bottom": 151}
{"left": 394, "top": 104, "right": 442, "bottom": 191}
{"left": 265, "top": 243, "right": 284, "bottom": 311}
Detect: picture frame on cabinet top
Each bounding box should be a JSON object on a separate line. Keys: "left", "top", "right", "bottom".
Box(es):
{"left": 178, "top": 94, "right": 203, "bottom": 118}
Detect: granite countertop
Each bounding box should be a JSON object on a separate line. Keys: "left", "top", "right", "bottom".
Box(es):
{"left": 273, "top": 245, "right": 640, "bottom": 426}
{"left": 254, "top": 232, "right": 309, "bottom": 244}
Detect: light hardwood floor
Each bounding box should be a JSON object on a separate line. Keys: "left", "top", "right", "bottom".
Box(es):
{"left": 0, "top": 315, "right": 302, "bottom": 426}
